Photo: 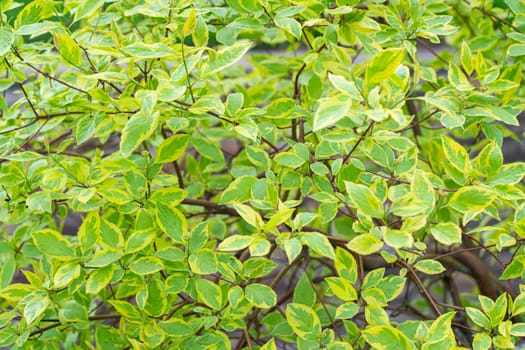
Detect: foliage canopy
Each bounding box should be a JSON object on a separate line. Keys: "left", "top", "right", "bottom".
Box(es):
{"left": 0, "top": 0, "right": 525, "bottom": 349}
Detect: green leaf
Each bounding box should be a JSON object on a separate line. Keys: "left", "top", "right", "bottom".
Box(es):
{"left": 448, "top": 186, "right": 496, "bottom": 214}
{"left": 24, "top": 294, "right": 49, "bottom": 325}
{"left": 383, "top": 228, "right": 413, "bottom": 249}
{"left": 466, "top": 307, "right": 491, "bottom": 330}
{"left": 53, "top": 262, "right": 81, "bottom": 289}
{"left": 429, "top": 222, "right": 461, "bottom": 246}
{"left": 441, "top": 136, "right": 470, "bottom": 185}
{"left": 155, "top": 203, "right": 187, "bottom": 243}
{"left": 328, "top": 73, "right": 360, "bottom": 97}
{"left": 266, "top": 98, "right": 296, "bottom": 118}
{"left": 245, "top": 284, "right": 277, "bottom": 309}
{"left": 0, "top": 26, "right": 14, "bottom": 57}
{"left": 52, "top": 32, "right": 82, "bottom": 66}
{"left": 125, "top": 230, "right": 156, "bottom": 254}
{"left": 75, "top": 0, "right": 105, "bottom": 21}
{"left": 86, "top": 250, "right": 122, "bottom": 268}
{"left": 123, "top": 43, "right": 176, "bottom": 59}
{"left": 232, "top": 203, "right": 264, "bottom": 229}
{"left": 195, "top": 278, "right": 222, "bottom": 310}
{"left": 362, "top": 325, "right": 413, "bottom": 350}
{"left": 159, "top": 319, "right": 194, "bottom": 337}
{"left": 274, "top": 17, "right": 302, "bottom": 40}
{"left": 129, "top": 256, "right": 164, "bottom": 275}
{"left": 203, "top": 40, "right": 252, "bottom": 77}
{"left": 31, "top": 230, "right": 75, "bottom": 259}
{"left": 335, "top": 247, "right": 357, "bottom": 283}
{"left": 189, "top": 249, "right": 218, "bottom": 275}
{"left": 192, "top": 134, "right": 225, "bottom": 162}
{"left": 508, "top": 44, "right": 525, "bottom": 57}
{"left": 347, "top": 233, "right": 383, "bottom": 255}
{"left": 414, "top": 259, "right": 446, "bottom": 275}
{"left": 283, "top": 238, "right": 302, "bottom": 264}
{"left": 218, "top": 235, "right": 254, "bottom": 251}
{"left": 448, "top": 63, "right": 472, "bottom": 91}
{"left": 154, "top": 134, "right": 189, "bottom": 164}
{"left": 345, "top": 181, "right": 384, "bottom": 218}
{"left": 286, "top": 303, "right": 321, "bottom": 339}
{"left": 488, "top": 163, "right": 525, "bottom": 185}
{"left": 335, "top": 302, "right": 360, "bottom": 319}
{"left": 274, "top": 151, "right": 306, "bottom": 168}
{"left": 100, "top": 218, "right": 124, "bottom": 249}
{"left": 120, "top": 114, "right": 157, "bottom": 157}
{"left": 219, "top": 175, "right": 257, "bottom": 204}
{"left": 86, "top": 265, "right": 114, "bottom": 294}
{"left": 312, "top": 96, "right": 351, "bottom": 132}
{"left": 365, "top": 48, "right": 405, "bottom": 85}
{"left": 59, "top": 300, "right": 88, "bottom": 323}
{"left": 301, "top": 232, "right": 335, "bottom": 259}
{"left": 326, "top": 277, "right": 358, "bottom": 301}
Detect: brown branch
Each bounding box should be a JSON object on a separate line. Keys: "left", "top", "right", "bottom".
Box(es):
{"left": 343, "top": 122, "right": 374, "bottom": 162}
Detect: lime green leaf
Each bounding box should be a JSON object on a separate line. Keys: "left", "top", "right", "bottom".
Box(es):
{"left": 189, "top": 249, "right": 218, "bottom": 275}
{"left": 159, "top": 319, "right": 194, "bottom": 337}
{"left": 86, "top": 265, "right": 114, "bottom": 294}
{"left": 441, "top": 136, "right": 470, "bottom": 185}
{"left": 203, "top": 40, "right": 252, "bottom": 77}
{"left": 85, "top": 250, "right": 122, "bottom": 267}
{"left": 155, "top": 203, "right": 187, "bottom": 243}
{"left": 448, "top": 186, "right": 496, "bottom": 214}
{"left": 328, "top": 73, "right": 360, "bottom": 97}
{"left": 283, "top": 238, "right": 302, "bottom": 264}
{"left": 335, "top": 302, "right": 360, "bottom": 319}
{"left": 232, "top": 203, "right": 264, "bottom": 229}
{"left": 218, "top": 235, "right": 254, "bottom": 251}
{"left": 125, "top": 230, "right": 156, "bottom": 254}
{"left": 195, "top": 278, "right": 222, "bottom": 310}
{"left": 245, "top": 283, "right": 277, "bottom": 309}
{"left": 123, "top": 43, "right": 176, "bottom": 59}
{"left": 52, "top": 32, "right": 82, "bottom": 66}
{"left": 326, "top": 277, "right": 357, "bottom": 301}
{"left": 286, "top": 303, "right": 321, "bottom": 339}
{"left": 53, "top": 262, "right": 81, "bottom": 289}
{"left": 508, "top": 44, "right": 525, "bottom": 57}
{"left": 345, "top": 181, "right": 384, "bottom": 218}
{"left": 347, "top": 233, "right": 383, "bottom": 255}
{"left": 312, "top": 96, "right": 351, "bottom": 132}
{"left": 362, "top": 325, "right": 413, "bottom": 350}
{"left": 266, "top": 98, "right": 296, "bottom": 118}
{"left": 448, "top": 63, "right": 472, "bottom": 91}
{"left": 275, "top": 17, "right": 301, "bottom": 40}
{"left": 414, "top": 259, "right": 446, "bottom": 275}
{"left": 301, "top": 232, "right": 335, "bottom": 260}
{"left": 120, "top": 113, "right": 157, "bottom": 157}
{"left": 0, "top": 26, "right": 14, "bottom": 57}
{"left": 24, "top": 294, "right": 49, "bottom": 325}
{"left": 488, "top": 163, "right": 525, "bottom": 185}
{"left": 466, "top": 307, "right": 491, "bottom": 329}
{"left": 430, "top": 223, "right": 461, "bottom": 246}
{"left": 31, "top": 230, "right": 75, "bottom": 259}
{"left": 155, "top": 134, "right": 189, "bottom": 164}
{"left": 129, "top": 256, "right": 164, "bottom": 275}
{"left": 59, "top": 300, "right": 88, "bottom": 323}
{"left": 219, "top": 175, "right": 257, "bottom": 204}
{"left": 274, "top": 151, "right": 306, "bottom": 168}
{"left": 383, "top": 228, "right": 413, "bottom": 249}
{"left": 335, "top": 247, "right": 357, "bottom": 283}
{"left": 75, "top": 0, "right": 105, "bottom": 21}
{"left": 366, "top": 48, "right": 405, "bottom": 85}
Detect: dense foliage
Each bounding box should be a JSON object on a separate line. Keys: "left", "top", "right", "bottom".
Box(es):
{"left": 0, "top": 0, "right": 525, "bottom": 349}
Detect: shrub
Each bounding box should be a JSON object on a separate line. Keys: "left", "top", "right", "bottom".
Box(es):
{"left": 0, "top": 0, "right": 524, "bottom": 349}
